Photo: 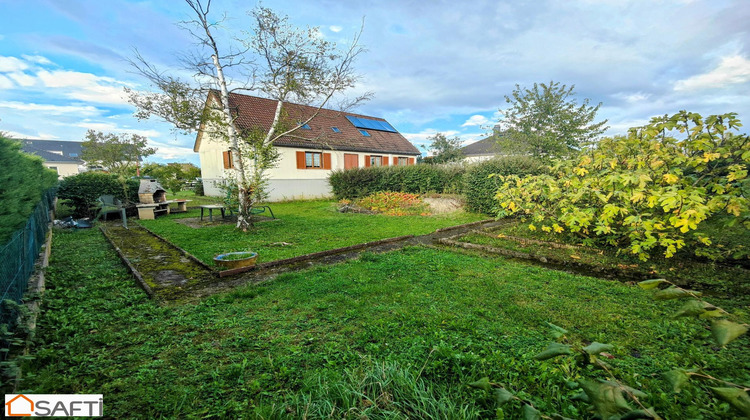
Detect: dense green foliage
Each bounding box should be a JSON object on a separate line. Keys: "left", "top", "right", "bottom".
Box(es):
{"left": 328, "top": 164, "right": 465, "bottom": 199}
{"left": 463, "top": 156, "right": 546, "bottom": 214}
{"left": 138, "top": 200, "right": 483, "bottom": 265}
{"left": 497, "top": 81, "right": 608, "bottom": 159}
{"left": 141, "top": 162, "right": 200, "bottom": 193}
{"left": 19, "top": 230, "right": 748, "bottom": 418}
{"left": 496, "top": 111, "right": 750, "bottom": 261}
{"left": 56, "top": 172, "right": 139, "bottom": 218}
{"left": 0, "top": 136, "right": 58, "bottom": 241}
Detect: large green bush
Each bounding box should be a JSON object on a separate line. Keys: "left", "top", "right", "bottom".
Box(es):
{"left": 0, "top": 136, "right": 58, "bottom": 241}
{"left": 495, "top": 111, "right": 750, "bottom": 261}
{"left": 57, "top": 172, "right": 139, "bottom": 218}
{"left": 463, "top": 156, "right": 545, "bottom": 214}
{"left": 329, "top": 164, "right": 465, "bottom": 199}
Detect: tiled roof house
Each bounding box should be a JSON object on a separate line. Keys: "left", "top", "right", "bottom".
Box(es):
{"left": 194, "top": 92, "right": 420, "bottom": 201}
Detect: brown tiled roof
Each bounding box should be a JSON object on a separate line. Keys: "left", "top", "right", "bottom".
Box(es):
{"left": 194, "top": 92, "right": 420, "bottom": 155}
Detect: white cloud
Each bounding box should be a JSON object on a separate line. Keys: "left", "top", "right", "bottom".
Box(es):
{"left": 21, "top": 55, "right": 53, "bottom": 65}
{"left": 0, "top": 74, "right": 13, "bottom": 89}
{"left": 77, "top": 121, "right": 161, "bottom": 138}
{"left": 0, "top": 56, "right": 29, "bottom": 72}
{"left": 8, "top": 72, "right": 36, "bottom": 87}
{"left": 148, "top": 140, "right": 195, "bottom": 160}
{"left": 461, "top": 114, "right": 489, "bottom": 127}
{"left": 0, "top": 101, "right": 100, "bottom": 116}
{"left": 612, "top": 91, "right": 650, "bottom": 103}
{"left": 674, "top": 55, "right": 750, "bottom": 91}
{"left": 329, "top": 25, "right": 343, "bottom": 33}
{"left": 36, "top": 69, "right": 131, "bottom": 105}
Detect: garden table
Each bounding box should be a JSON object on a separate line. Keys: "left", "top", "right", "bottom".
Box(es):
{"left": 199, "top": 204, "right": 226, "bottom": 222}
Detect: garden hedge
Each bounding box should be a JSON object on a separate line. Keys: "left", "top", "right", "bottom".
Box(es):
{"left": 463, "top": 156, "right": 545, "bottom": 214}
{"left": 0, "top": 136, "right": 59, "bottom": 242}
{"left": 57, "top": 172, "right": 139, "bottom": 218}
{"left": 328, "top": 164, "right": 465, "bottom": 199}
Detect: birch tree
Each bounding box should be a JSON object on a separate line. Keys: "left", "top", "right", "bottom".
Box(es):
{"left": 126, "top": 0, "right": 369, "bottom": 230}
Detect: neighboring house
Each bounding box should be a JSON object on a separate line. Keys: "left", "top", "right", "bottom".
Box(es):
{"left": 460, "top": 135, "right": 504, "bottom": 163}
{"left": 194, "top": 92, "right": 421, "bottom": 201}
{"left": 20, "top": 139, "right": 84, "bottom": 179}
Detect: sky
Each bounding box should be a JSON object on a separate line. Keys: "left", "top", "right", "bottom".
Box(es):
{"left": 1, "top": 0, "right": 749, "bottom": 166}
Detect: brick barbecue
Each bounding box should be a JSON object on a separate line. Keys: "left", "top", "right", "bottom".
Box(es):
{"left": 138, "top": 179, "right": 167, "bottom": 204}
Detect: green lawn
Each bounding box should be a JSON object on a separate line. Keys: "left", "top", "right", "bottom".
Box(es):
{"left": 18, "top": 228, "right": 750, "bottom": 419}
{"left": 137, "top": 199, "right": 487, "bottom": 266}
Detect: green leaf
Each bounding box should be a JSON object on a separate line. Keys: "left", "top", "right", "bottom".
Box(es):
{"left": 468, "top": 377, "right": 492, "bottom": 392}
{"left": 570, "top": 390, "right": 590, "bottom": 402}
{"left": 533, "top": 342, "right": 573, "bottom": 360}
{"left": 494, "top": 387, "right": 514, "bottom": 405}
{"left": 673, "top": 299, "right": 717, "bottom": 318}
{"left": 579, "top": 379, "right": 635, "bottom": 419}
{"left": 663, "top": 369, "right": 691, "bottom": 393}
{"left": 546, "top": 322, "right": 569, "bottom": 339}
{"left": 583, "top": 342, "right": 613, "bottom": 355}
{"left": 522, "top": 404, "right": 542, "bottom": 420}
{"left": 711, "top": 319, "right": 749, "bottom": 346}
{"left": 621, "top": 408, "right": 658, "bottom": 419}
{"left": 711, "top": 387, "right": 750, "bottom": 417}
{"left": 638, "top": 279, "right": 668, "bottom": 290}
{"left": 653, "top": 286, "right": 700, "bottom": 300}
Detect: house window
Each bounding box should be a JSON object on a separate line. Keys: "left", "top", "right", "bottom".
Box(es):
{"left": 331, "top": 127, "right": 341, "bottom": 133}
{"left": 296, "top": 151, "right": 331, "bottom": 170}
{"left": 397, "top": 157, "right": 409, "bottom": 166}
{"left": 369, "top": 155, "right": 382, "bottom": 167}
{"left": 359, "top": 129, "right": 370, "bottom": 137}
{"left": 48, "top": 166, "right": 59, "bottom": 174}
{"left": 305, "top": 151, "right": 322, "bottom": 168}
{"left": 222, "top": 150, "right": 235, "bottom": 169}
{"left": 298, "top": 122, "right": 311, "bottom": 130}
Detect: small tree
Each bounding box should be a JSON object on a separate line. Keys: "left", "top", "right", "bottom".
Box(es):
{"left": 497, "top": 81, "right": 608, "bottom": 160}
{"left": 424, "top": 133, "right": 464, "bottom": 164}
{"left": 127, "top": 0, "right": 369, "bottom": 230}
{"left": 81, "top": 130, "right": 156, "bottom": 176}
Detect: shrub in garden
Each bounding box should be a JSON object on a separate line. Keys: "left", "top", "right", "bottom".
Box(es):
{"left": 329, "top": 164, "right": 465, "bottom": 200}
{"left": 494, "top": 111, "right": 750, "bottom": 261}
{"left": 463, "top": 156, "right": 545, "bottom": 214}
{"left": 0, "top": 136, "right": 58, "bottom": 241}
{"left": 355, "top": 191, "right": 429, "bottom": 216}
{"left": 57, "top": 172, "right": 139, "bottom": 218}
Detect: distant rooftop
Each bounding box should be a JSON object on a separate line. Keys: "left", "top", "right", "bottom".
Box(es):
{"left": 20, "top": 139, "right": 84, "bottom": 163}
{"left": 460, "top": 135, "right": 503, "bottom": 156}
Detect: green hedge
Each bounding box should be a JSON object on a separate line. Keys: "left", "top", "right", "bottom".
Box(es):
{"left": 328, "top": 164, "right": 465, "bottom": 199}
{"left": 0, "top": 136, "right": 59, "bottom": 242}
{"left": 57, "top": 172, "right": 139, "bottom": 218}
{"left": 463, "top": 156, "right": 546, "bottom": 214}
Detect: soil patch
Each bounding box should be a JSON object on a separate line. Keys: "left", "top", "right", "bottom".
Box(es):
{"left": 423, "top": 196, "right": 464, "bottom": 214}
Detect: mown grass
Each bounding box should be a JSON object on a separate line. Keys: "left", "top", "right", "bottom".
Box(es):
{"left": 18, "top": 228, "right": 750, "bottom": 418}
{"left": 137, "top": 199, "right": 487, "bottom": 265}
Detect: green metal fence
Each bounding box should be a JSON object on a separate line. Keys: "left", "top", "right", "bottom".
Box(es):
{"left": 0, "top": 188, "right": 56, "bottom": 329}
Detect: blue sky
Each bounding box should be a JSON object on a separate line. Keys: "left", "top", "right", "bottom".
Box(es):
{"left": 1, "top": 0, "right": 749, "bottom": 166}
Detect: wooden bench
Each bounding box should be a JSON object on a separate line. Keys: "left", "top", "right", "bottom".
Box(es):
{"left": 136, "top": 203, "right": 170, "bottom": 220}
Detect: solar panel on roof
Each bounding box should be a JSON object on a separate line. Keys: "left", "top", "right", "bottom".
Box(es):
{"left": 345, "top": 115, "right": 397, "bottom": 133}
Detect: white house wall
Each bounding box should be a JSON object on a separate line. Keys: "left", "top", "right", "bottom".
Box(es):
{"left": 44, "top": 162, "right": 80, "bottom": 179}
{"left": 199, "top": 133, "right": 415, "bottom": 201}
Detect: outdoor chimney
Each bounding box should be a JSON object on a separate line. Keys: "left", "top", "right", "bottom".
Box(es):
{"left": 138, "top": 179, "right": 167, "bottom": 204}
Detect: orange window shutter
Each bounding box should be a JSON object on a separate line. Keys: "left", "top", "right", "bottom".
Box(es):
{"left": 222, "top": 151, "right": 230, "bottom": 169}
{"left": 296, "top": 151, "right": 306, "bottom": 169}
{"left": 364, "top": 155, "right": 371, "bottom": 167}
{"left": 383, "top": 156, "right": 389, "bottom": 166}
{"left": 408, "top": 157, "right": 415, "bottom": 165}
{"left": 323, "top": 153, "right": 332, "bottom": 170}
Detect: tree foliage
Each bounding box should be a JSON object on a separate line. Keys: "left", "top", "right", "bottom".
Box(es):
{"left": 141, "top": 163, "right": 200, "bottom": 194}
{"left": 497, "top": 81, "right": 608, "bottom": 159}
{"left": 424, "top": 133, "right": 464, "bottom": 164}
{"left": 56, "top": 172, "right": 139, "bottom": 218}
{"left": 494, "top": 111, "right": 750, "bottom": 261}
{"left": 80, "top": 130, "right": 156, "bottom": 176}
{"left": 127, "top": 0, "right": 368, "bottom": 230}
